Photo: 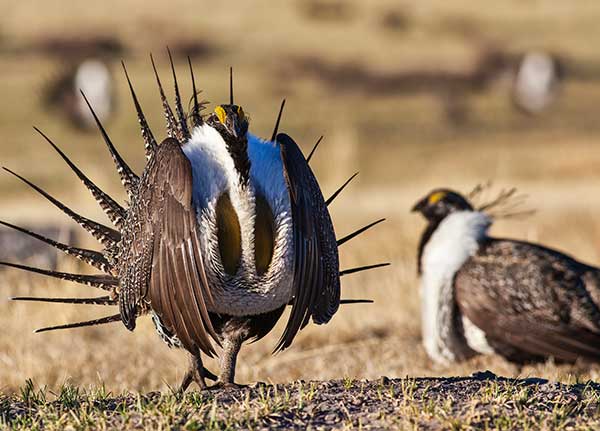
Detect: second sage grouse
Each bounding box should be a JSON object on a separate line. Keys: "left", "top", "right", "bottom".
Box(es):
{"left": 2, "top": 54, "right": 386, "bottom": 390}
{"left": 412, "top": 187, "right": 600, "bottom": 366}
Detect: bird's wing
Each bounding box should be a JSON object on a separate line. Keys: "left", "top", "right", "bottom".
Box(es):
{"left": 119, "top": 137, "right": 218, "bottom": 356}
{"left": 455, "top": 239, "right": 600, "bottom": 362}
{"left": 275, "top": 133, "right": 340, "bottom": 352}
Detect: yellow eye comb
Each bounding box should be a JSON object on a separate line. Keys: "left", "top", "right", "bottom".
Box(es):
{"left": 215, "top": 106, "right": 227, "bottom": 124}
{"left": 428, "top": 191, "right": 446, "bottom": 205}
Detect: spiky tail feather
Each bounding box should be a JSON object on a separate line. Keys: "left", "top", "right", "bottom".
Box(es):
{"left": 167, "top": 48, "right": 190, "bottom": 140}
{"left": 4, "top": 54, "right": 207, "bottom": 333}
{"left": 340, "top": 262, "right": 390, "bottom": 277}
{"left": 11, "top": 296, "right": 116, "bottom": 306}
{"left": 150, "top": 53, "right": 180, "bottom": 141}
{"left": 121, "top": 61, "right": 157, "bottom": 160}
{"left": 326, "top": 172, "right": 358, "bottom": 206}
{"left": 34, "top": 127, "right": 126, "bottom": 230}
{"left": 0, "top": 220, "right": 111, "bottom": 272}
{"left": 34, "top": 314, "right": 121, "bottom": 333}
{"left": 3, "top": 167, "right": 120, "bottom": 247}
{"left": 7, "top": 55, "right": 378, "bottom": 336}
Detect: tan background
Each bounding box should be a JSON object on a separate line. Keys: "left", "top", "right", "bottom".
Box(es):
{"left": 1, "top": 0, "right": 600, "bottom": 392}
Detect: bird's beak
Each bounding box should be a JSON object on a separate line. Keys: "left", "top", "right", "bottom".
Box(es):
{"left": 411, "top": 198, "right": 427, "bottom": 213}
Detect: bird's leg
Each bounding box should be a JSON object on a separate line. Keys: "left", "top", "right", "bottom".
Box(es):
{"left": 178, "top": 351, "right": 217, "bottom": 393}
{"left": 215, "top": 335, "right": 243, "bottom": 388}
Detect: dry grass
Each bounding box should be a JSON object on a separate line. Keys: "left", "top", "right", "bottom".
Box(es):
{"left": 3, "top": 374, "right": 600, "bottom": 429}
{"left": 2, "top": 1, "right": 600, "bottom": 427}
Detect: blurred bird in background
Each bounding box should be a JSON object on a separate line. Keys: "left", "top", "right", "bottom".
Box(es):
{"left": 413, "top": 187, "right": 600, "bottom": 366}
{"left": 511, "top": 51, "right": 564, "bottom": 115}
{"left": 43, "top": 58, "right": 115, "bottom": 130}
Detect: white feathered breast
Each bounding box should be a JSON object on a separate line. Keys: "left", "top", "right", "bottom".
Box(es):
{"left": 420, "top": 211, "right": 491, "bottom": 363}
{"left": 182, "top": 125, "right": 294, "bottom": 316}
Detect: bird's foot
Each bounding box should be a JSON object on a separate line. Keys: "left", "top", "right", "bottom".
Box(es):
{"left": 178, "top": 365, "right": 218, "bottom": 393}
{"left": 206, "top": 381, "right": 246, "bottom": 391}
{"left": 202, "top": 367, "right": 218, "bottom": 382}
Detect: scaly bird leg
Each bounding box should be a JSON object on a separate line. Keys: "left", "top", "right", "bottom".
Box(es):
{"left": 211, "top": 335, "right": 243, "bottom": 389}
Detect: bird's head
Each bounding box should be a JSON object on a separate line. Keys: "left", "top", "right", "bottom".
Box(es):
{"left": 208, "top": 104, "right": 249, "bottom": 140}
{"left": 207, "top": 103, "right": 251, "bottom": 183}
{"left": 412, "top": 189, "right": 474, "bottom": 222}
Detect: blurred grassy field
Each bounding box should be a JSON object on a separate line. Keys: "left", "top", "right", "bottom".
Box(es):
{"left": 2, "top": 0, "right": 600, "bottom": 395}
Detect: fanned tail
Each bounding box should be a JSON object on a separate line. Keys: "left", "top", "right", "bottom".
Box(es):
{"left": 4, "top": 58, "right": 219, "bottom": 335}
{"left": 3, "top": 167, "right": 121, "bottom": 247}
{"left": 34, "top": 127, "right": 126, "bottom": 230}
{"left": 9, "top": 59, "right": 384, "bottom": 341}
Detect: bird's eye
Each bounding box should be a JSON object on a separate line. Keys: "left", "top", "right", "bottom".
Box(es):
{"left": 237, "top": 106, "right": 245, "bottom": 121}
{"left": 215, "top": 106, "right": 227, "bottom": 124}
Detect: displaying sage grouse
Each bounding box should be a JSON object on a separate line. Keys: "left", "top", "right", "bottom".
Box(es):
{"left": 2, "top": 54, "right": 386, "bottom": 390}
{"left": 412, "top": 188, "right": 600, "bottom": 365}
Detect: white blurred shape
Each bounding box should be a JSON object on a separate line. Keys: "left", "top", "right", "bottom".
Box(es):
{"left": 74, "top": 59, "right": 113, "bottom": 128}
{"left": 512, "top": 51, "right": 561, "bottom": 115}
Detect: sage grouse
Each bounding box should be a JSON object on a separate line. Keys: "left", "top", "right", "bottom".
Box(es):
{"left": 412, "top": 188, "right": 600, "bottom": 365}
{"left": 2, "top": 54, "right": 387, "bottom": 390}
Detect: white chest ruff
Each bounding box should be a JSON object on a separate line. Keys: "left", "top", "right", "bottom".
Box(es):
{"left": 183, "top": 127, "right": 294, "bottom": 316}
{"left": 420, "top": 211, "right": 491, "bottom": 363}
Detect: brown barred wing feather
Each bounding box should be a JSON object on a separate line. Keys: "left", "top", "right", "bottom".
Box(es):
{"left": 119, "top": 138, "right": 218, "bottom": 356}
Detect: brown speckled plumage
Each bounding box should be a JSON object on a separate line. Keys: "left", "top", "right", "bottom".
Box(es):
{"left": 456, "top": 239, "right": 600, "bottom": 363}
{"left": 3, "top": 57, "right": 384, "bottom": 390}
{"left": 414, "top": 188, "right": 600, "bottom": 365}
